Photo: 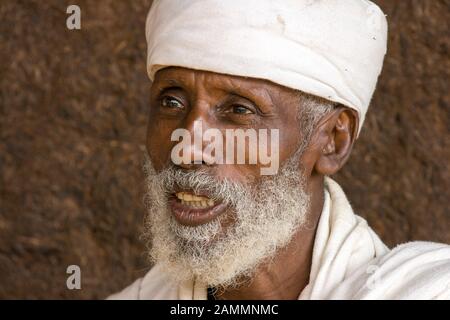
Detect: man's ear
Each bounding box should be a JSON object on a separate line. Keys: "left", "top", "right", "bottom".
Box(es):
{"left": 309, "top": 106, "right": 359, "bottom": 176}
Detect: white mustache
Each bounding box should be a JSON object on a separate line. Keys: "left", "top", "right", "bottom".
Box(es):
{"left": 155, "top": 165, "right": 249, "bottom": 207}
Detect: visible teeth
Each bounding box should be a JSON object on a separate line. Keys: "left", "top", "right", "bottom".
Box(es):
{"left": 176, "top": 192, "right": 210, "bottom": 201}
{"left": 176, "top": 192, "right": 215, "bottom": 208}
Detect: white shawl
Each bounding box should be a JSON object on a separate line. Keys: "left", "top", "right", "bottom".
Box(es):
{"left": 108, "top": 178, "right": 450, "bottom": 300}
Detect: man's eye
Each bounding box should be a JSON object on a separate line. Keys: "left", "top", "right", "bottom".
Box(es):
{"left": 230, "top": 105, "right": 253, "bottom": 115}
{"left": 161, "top": 96, "right": 184, "bottom": 109}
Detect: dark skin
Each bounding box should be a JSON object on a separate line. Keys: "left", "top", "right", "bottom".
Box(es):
{"left": 146, "top": 66, "right": 359, "bottom": 300}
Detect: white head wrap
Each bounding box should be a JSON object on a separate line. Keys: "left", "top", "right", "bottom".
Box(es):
{"left": 145, "top": 0, "right": 388, "bottom": 135}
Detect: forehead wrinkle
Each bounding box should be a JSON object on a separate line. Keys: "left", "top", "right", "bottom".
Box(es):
{"left": 155, "top": 68, "right": 196, "bottom": 89}
{"left": 214, "top": 76, "right": 277, "bottom": 110}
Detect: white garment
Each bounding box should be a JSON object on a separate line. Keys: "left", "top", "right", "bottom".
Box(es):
{"left": 145, "top": 0, "right": 388, "bottom": 135}
{"left": 108, "top": 178, "right": 450, "bottom": 300}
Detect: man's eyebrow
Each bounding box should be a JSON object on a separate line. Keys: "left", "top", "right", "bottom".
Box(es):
{"left": 154, "top": 78, "right": 190, "bottom": 95}
{"left": 228, "top": 85, "right": 275, "bottom": 113}
{"left": 158, "top": 78, "right": 185, "bottom": 87}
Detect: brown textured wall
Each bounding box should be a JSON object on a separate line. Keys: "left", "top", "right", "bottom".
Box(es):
{"left": 0, "top": 0, "right": 448, "bottom": 299}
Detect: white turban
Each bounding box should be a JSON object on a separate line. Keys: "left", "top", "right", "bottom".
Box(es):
{"left": 145, "top": 0, "right": 388, "bottom": 135}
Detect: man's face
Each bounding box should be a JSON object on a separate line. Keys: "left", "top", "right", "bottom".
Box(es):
{"left": 144, "top": 67, "right": 314, "bottom": 287}
{"left": 147, "top": 66, "right": 309, "bottom": 213}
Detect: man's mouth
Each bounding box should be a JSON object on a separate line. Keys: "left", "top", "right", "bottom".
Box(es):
{"left": 169, "top": 191, "right": 228, "bottom": 227}
{"left": 175, "top": 192, "right": 215, "bottom": 208}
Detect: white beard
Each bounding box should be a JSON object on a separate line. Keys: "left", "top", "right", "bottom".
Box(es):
{"left": 142, "top": 153, "right": 310, "bottom": 289}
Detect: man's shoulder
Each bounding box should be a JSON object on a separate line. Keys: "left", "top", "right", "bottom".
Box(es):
{"left": 106, "top": 264, "right": 178, "bottom": 300}
{"left": 331, "top": 241, "right": 450, "bottom": 299}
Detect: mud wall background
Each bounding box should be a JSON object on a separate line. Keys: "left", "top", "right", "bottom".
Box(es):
{"left": 0, "top": 0, "right": 449, "bottom": 299}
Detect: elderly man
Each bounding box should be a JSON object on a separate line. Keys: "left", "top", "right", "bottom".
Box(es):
{"left": 109, "top": 0, "right": 450, "bottom": 300}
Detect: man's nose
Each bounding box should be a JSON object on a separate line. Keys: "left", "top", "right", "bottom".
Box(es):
{"left": 173, "top": 118, "right": 216, "bottom": 170}
{"left": 175, "top": 145, "right": 214, "bottom": 170}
